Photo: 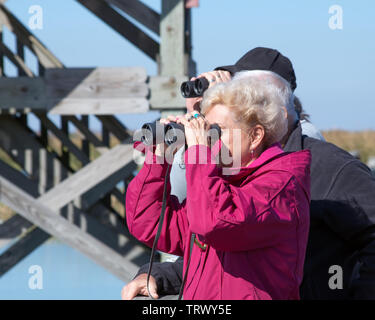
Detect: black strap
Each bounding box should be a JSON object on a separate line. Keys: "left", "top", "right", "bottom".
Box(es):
{"left": 178, "top": 233, "right": 195, "bottom": 300}
{"left": 146, "top": 164, "right": 171, "bottom": 300}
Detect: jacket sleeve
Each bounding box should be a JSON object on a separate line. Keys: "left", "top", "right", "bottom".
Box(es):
{"left": 325, "top": 160, "right": 375, "bottom": 299}
{"left": 184, "top": 145, "right": 302, "bottom": 252}
{"left": 135, "top": 257, "right": 184, "bottom": 295}
{"left": 126, "top": 151, "right": 189, "bottom": 257}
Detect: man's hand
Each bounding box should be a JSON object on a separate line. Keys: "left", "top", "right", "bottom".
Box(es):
{"left": 185, "top": 70, "right": 231, "bottom": 112}
{"left": 121, "top": 274, "right": 159, "bottom": 300}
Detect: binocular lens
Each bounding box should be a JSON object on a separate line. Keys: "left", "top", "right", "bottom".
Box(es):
{"left": 180, "top": 77, "right": 210, "bottom": 98}
{"left": 140, "top": 122, "right": 221, "bottom": 147}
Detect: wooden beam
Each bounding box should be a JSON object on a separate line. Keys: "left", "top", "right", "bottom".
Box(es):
{"left": 0, "top": 214, "right": 32, "bottom": 239}
{"left": 0, "top": 43, "right": 34, "bottom": 77}
{"left": 0, "top": 227, "right": 49, "bottom": 277}
{"left": 36, "top": 113, "right": 90, "bottom": 165}
{"left": 0, "top": 147, "right": 144, "bottom": 262}
{"left": 76, "top": 0, "right": 159, "bottom": 61}
{"left": 0, "top": 176, "right": 139, "bottom": 282}
{"left": 64, "top": 116, "right": 106, "bottom": 150}
{"left": 159, "top": 0, "right": 186, "bottom": 76}
{"left": 0, "top": 78, "right": 46, "bottom": 110}
{"left": 37, "top": 142, "right": 135, "bottom": 210}
{"left": 0, "top": 67, "right": 150, "bottom": 114}
{"left": 96, "top": 115, "right": 132, "bottom": 142}
{"left": 149, "top": 75, "right": 187, "bottom": 109}
{"left": 0, "top": 4, "right": 63, "bottom": 68}
{"left": 104, "top": 0, "right": 160, "bottom": 35}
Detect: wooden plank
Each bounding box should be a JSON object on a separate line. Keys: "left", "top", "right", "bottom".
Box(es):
{"left": 0, "top": 78, "right": 46, "bottom": 109}
{"left": 0, "top": 4, "right": 63, "bottom": 68}
{"left": 104, "top": 0, "right": 160, "bottom": 35}
{"left": 76, "top": 0, "right": 159, "bottom": 61}
{"left": 0, "top": 176, "right": 139, "bottom": 282}
{"left": 0, "top": 214, "right": 32, "bottom": 239}
{"left": 0, "top": 23, "right": 4, "bottom": 76}
{"left": 48, "top": 98, "right": 149, "bottom": 115}
{"left": 36, "top": 113, "right": 90, "bottom": 165}
{"left": 0, "top": 67, "right": 150, "bottom": 114}
{"left": 0, "top": 227, "right": 49, "bottom": 277}
{"left": 96, "top": 115, "right": 132, "bottom": 141}
{"left": 45, "top": 67, "right": 148, "bottom": 101}
{"left": 160, "top": 0, "right": 186, "bottom": 76}
{"left": 149, "top": 75, "right": 187, "bottom": 109}
{"left": 0, "top": 43, "right": 34, "bottom": 77}
{"left": 0, "top": 152, "right": 144, "bottom": 260}
{"left": 64, "top": 116, "right": 106, "bottom": 149}
{"left": 37, "top": 142, "right": 135, "bottom": 210}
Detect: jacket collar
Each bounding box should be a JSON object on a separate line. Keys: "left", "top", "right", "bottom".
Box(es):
{"left": 284, "top": 122, "right": 304, "bottom": 153}
{"left": 221, "top": 143, "right": 285, "bottom": 182}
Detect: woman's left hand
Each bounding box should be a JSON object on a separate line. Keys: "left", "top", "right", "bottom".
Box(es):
{"left": 177, "top": 111, "right": 210, "bottom": 148}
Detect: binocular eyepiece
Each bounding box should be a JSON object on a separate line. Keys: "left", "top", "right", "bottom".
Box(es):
{"left": 140, "top": 121, "right": 221, "bottom": 146}
{"left": 180, "top": 77, "right": 210, "bottom": 98}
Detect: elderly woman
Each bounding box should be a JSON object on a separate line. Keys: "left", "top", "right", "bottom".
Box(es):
{"left": 126, "top": 70, "right": 311, "bottom": 300}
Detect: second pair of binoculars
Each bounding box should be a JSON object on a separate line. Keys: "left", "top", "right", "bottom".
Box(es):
{"left": 140, "top": 121, "right": 221, "bottom": 146}
{"left": 180, "top": 77, "right": 210, "bottom": 98}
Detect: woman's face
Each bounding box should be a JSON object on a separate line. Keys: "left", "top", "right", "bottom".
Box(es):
{"left": 204, "top": 104, "right": 254, "bottom": 168}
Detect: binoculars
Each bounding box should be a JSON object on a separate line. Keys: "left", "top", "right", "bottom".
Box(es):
{"left": 180, "top": 77, "right": 210, "bottom": 98}
{"left": 140, "top": 121, "right": 221, "bottom": 146}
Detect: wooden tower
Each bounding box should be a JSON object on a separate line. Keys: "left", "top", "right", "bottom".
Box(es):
{"left": 0, "top": 0, "right": 195, "bottom": 283}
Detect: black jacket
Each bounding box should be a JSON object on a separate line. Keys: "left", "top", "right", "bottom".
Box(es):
{"left": 136, "top": 124, "right": 375, "bottom": 299}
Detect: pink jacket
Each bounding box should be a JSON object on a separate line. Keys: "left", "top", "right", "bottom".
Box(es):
{"left": 126, "top": 143, "right": 311, "bottom": 300}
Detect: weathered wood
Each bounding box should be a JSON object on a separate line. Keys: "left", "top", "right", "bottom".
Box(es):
{"left": 0, "top": 214, "right": 32, "bottom": 239}
{"left": 0, "top": 67, "right": 150, "bottom": 114}
{"left": 0, "top": 43, "right": 34, "bottom": 77}
{"left": 45, "top": 67, "right": 148, "bottom": 101}
{"left": 104, "top": 0, "right": 160, "bottom": 35}
{"left": 36, "top": 113, "right": 90, "bottom": 165}
{"left": 0, "top": 24, "right": 4, "bottom": 76}
{"left": 96, "top": 115, "right": 132, "bottom": 142}
{"left": 149, "top": 75, "right": 187, "bottom": 109}
{"left": 0, "top": 78, "right": 46, "bottom": 109}
{"left": 64, "top": 116, "right": 106, "bottom": 150}
{"left": 48, "top": 98, "right": 149, "bottom": 115}
{"left": 16, "top": 38, "right": 26, "bottom": 76}
{"left": 0, "top": 145, "right": 144, "bottom": 259}
{"left": 0, "top": 227, "right": 50, "bottom": 277}
{"left": 159, "top": 0, "right": 186, "bottom": 76}
{"left": 0, "top": 4, "right": 63, "bottom": 68}
{"left": 76, "top": 0, "right": 159, "bottom": 61}
{"left": 38, "top": 142, "right": 135, "bottom": 210}
{"left": 0, "top": 115, "right": 63, "bottom": 191}
{"left": 0, "top": 176, "right": 139, "bottom": 282}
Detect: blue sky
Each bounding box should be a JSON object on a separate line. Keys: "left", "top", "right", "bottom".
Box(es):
{"left": 3, "top": 0, "right": 375, "bottom": 130}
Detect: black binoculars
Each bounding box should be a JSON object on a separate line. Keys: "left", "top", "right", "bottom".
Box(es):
{"left": 140, "top": 121, "right": 221, "bottom": 146}
{"left": 180, "top": 77, "right": 210, "bottom": 98}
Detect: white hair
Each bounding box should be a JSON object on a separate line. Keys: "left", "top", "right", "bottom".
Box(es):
{"left": 201, "top": 70, "right": 293, "bottom": 146}
{"left": 234, "top": 70, "right": 298, "bottom": 125}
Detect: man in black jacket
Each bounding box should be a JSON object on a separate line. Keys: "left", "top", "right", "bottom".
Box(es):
{"left": 122, "top": 48, "right": 375, "bottom": 300}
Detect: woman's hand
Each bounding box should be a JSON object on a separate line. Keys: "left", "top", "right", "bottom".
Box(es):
{"left": 177, "top": 111, "right": 211, "bottom": 148}
{"left": 154, "top": 115, "right": 184, "bottom": 159}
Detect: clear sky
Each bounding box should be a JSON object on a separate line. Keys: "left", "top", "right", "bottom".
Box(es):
{"left": 3, "top": 0, "right": 375, "bottom": 130}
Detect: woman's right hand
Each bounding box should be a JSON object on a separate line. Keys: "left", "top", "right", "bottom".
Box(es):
{"left": 154, "top": 115, "right": 184, "bottom": 160}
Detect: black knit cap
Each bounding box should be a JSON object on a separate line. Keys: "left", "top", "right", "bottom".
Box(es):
{"left": 215, "top": 47, "right": 297, "bottom": 91}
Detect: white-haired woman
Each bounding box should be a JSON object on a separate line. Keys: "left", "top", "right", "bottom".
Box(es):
{"left": 126, "top": 71, "right": 311, "bottom": 300}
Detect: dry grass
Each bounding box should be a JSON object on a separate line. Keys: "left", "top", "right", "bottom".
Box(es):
{"left": 322, "top": 130, "right": 375, "bottom": 163}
